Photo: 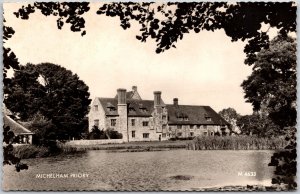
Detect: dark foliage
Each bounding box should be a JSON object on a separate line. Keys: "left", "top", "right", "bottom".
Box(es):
{"left": 242, "top": 36, "right": 296, "bottom": 128}
{"left": 237, "top": 114, "right": 282, "bottom": 137}
{"left": 269, "top": 127, "right": 297, "bottom": 190}
{"left": 4, "top": 63, "right": 91, "bottom": 141}
{"left": 88, "top": 126, "right": 123, "bottom": 140}
{"left": 88, "top": 125, "right": 103, "bottom": 140}
{"left": 3, "top": 19, "right": 20, "bottom": 87}
{"left": 3, "top": 126, "right": 28, "bottom": 172}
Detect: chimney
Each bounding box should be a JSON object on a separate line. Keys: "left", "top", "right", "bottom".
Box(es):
{"left": 154, "top": 91, "right": 162, "bottom": 107}
{"left": 173, "top": 98, "right": 178, "bottom": 106}
{"left": 117, "top": 88, "right": 127, "bottom": 105}
{"left": 132, "top": 86, "right": 137, "bottom": 92}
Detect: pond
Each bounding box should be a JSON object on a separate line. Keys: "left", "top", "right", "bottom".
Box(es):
{"left": 3, "top": 150, "right": 275, "bottom": 191}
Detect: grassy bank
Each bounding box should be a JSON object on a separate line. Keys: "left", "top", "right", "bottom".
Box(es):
{"left": 187, "top": 135, "right": 287, "bottom": 150}
{"left": 60, "top": 140, "right": 190, "bottom": 152}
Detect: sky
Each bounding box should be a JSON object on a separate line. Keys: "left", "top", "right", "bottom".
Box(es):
{"left": 3, "top": 2, "right": 257, "bottom": 115}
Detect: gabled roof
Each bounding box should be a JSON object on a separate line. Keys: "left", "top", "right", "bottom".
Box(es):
{"left": 97, "top": 98, "right": 158, "bottom": 117}
{"left": 166, "top": 104, "right": 229, "bottom": 125}
{"left": 3, "top": 115, "right": 34, "bottom": 135}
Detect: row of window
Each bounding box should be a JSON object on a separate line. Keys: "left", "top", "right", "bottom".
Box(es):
{"left": 94, "top": 119, "right": 211, "bottom": 130}
{"left": 131, "top": 132, "right": 167, "bottom": 139}
{"left": 94, "top": 119, "right": 150, "bottom": 127}
{"left": 176, "top": 125, "right": 208, "bottom": 129}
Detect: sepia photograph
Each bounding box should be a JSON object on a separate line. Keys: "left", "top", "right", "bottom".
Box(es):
{"left": 2, "top": 1, "right": 297, "bottom": 191}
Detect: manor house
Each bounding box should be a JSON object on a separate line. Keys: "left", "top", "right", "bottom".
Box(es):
{"left": 88, "top": 86, "right": 230, "bottom": 142}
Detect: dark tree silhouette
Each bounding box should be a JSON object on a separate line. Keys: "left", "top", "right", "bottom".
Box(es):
{"left": 242, "top": 35, "right": 296, "bottom": 189}
{"left": 4, "top": 63, "right": 91, "bottom": 140}
{"left": 3, "top": 126, "right": 28, "bottom": 172}
{"left": 3, "top": 18, "right": 20, "bottom": 87}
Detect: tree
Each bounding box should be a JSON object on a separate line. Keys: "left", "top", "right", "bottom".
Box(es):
{"left": 3, "top": 18, "right": 20, "bottom": 87}
{"left": 4, "top": 63, "right": 91, "bottom": 140}
{"left": 241, "top": 36, "right": 296, "bottom": 128}
{"left": 3, "top": 126, "right": 28, "bottom": 172}
{"left": 218, "top": 108, "right": 240, "bottom": 134}
{"left": 236, "top": 113, "right": 281, "bottom": 137}
{"left": 241, "top": 35, "right": 296, "bottom": 189}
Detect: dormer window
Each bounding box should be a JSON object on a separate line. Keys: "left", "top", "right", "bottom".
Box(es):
{"left": 184, "top": 117, "right": 189, "bottom": 121}
{"left": 106, "top": 103, "right": 116, "bottom": 112}
{"left": 129, "top": 107, "right": 135, "bottom": 112}
{"left": 139, "top": 107, "right": 147, "bottom": 112}
{"left": 94, "top": 105, "right": 98, "bottom": 111}
{"left": 206, "top": 117, "right": 212, "bottom": 121}
{"left": 107, "top": 107, "right": 116, "bottom": 111}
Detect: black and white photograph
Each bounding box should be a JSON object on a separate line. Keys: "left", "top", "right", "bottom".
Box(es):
{"left": 2, "top": 1, "right": 297, "bottom": 191}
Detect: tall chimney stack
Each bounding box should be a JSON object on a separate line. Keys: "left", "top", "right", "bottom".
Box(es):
{"left": 154, "top": 91, "right": 162, "bottom": 107}
{"left": 117, "top": 88, "right": 128, "bottom": 142}
{"left": 132, "top": 86, "right": 137, "bottom": 92}
{"left": 117, "top": 88, "right": 127, "bottom": 105}
{"left": 173, "top": 98, "right": 178, "bottom": 106}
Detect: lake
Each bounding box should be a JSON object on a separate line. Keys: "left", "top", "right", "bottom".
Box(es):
{"left": 3, "top": 150, "right": 275, "bottom": 191}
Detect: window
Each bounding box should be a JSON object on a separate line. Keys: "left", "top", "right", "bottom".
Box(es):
{"left": 190, "top": 125, "right": 194, "bottom": 129}
{"left": 177, "top": 125, "right": 182, "bottom": 129}
{"left": 210, "top": 132, "right": 214, "bottom": 136}
{"left": 162, "top": 125, "right": 166, "bottom": 129}
{"left": 132, "top": 131, "right": 135, "bottom": 138}
{"left": 143, "top": 121, "right": 149, "bottom": 126}
{"left": 177, "top": 132, "right": 182, "bottom": 137}
{"left": 162, "top": 115, "right": 166, "bottom": 120}
{"left": 94, "top": 105, "right": 98, "bottom": 111}
{"left": 94, "top": 119, "right": 99, "bottom": 127}
{"left": 162, "top": 133, "right": 166, "bottom": 138}
{"left": 206, "top": 117, "right": 212, "bottom": 121}
{"left": 143, "top": 133, "right": 149, "bottom": 138}
{"left": 203, "top": 125, "right": 207, "bottom": 129}
{"left": 111, "top": 119, "right": 116, "bottom": 126}
{"left": 131, "top": 119, "right": 135, "bottom": 126}
{"left": 184, "top": 117, "right": 189, "bottom": 121}
{"left": 190, "top": 132, "right": 194, "bottom": 137}
{"left": 203, "top": 131, "right": 208, "bottom": 136}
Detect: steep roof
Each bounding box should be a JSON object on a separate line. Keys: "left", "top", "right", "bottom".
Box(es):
{"left": 3, "top": 115, "right": 34, "bottom": 135}
{"left": 166, "top": 104, "right": 229, "bottom": 125}
{"left": 98, "top": 98, "right": 157, "bottom": 117}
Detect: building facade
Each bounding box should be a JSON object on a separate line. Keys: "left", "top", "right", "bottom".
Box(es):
{"left": 88, "top": 86, "right": 230, "bottom": 142}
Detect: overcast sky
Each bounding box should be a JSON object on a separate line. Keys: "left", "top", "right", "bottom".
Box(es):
{"left": 4, "top": 2, "right": 258, "bottom": 115}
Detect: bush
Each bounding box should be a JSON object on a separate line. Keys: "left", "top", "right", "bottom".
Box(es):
{"left": 13, "top": 145, "right": 50, "bottom": 159}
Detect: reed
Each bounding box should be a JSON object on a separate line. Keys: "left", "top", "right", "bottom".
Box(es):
{"left": 13, "top": 145, "right": 50, "bottom": 159}
{"left": 187, "top": 135, "right": 287, "bottom": 150}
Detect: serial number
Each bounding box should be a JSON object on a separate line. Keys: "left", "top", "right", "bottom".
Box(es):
{"left": 238, "top": 171, "right": 256, "bottom": 176}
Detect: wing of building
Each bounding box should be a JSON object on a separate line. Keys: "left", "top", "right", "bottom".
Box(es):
{"left": 89, "top": 86, "right": 230, "bottom": 142}
{"left": 3, "top": 104, "right": 34, "bottom": 144}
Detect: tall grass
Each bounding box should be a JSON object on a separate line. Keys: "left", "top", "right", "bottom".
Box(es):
{"left": 13, "top": 145, "right": 50, "bottom": 159}
{"left": 187, "top": 135, "right": 287, "bottom": 150}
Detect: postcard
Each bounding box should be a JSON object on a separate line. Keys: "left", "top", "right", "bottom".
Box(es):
{"left": 2, "top": 1, "right": 297, "bottom": 191}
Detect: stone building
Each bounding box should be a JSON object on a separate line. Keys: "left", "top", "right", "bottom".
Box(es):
{"left": 88, "top": 86, "right": 229, "bottom": 142}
